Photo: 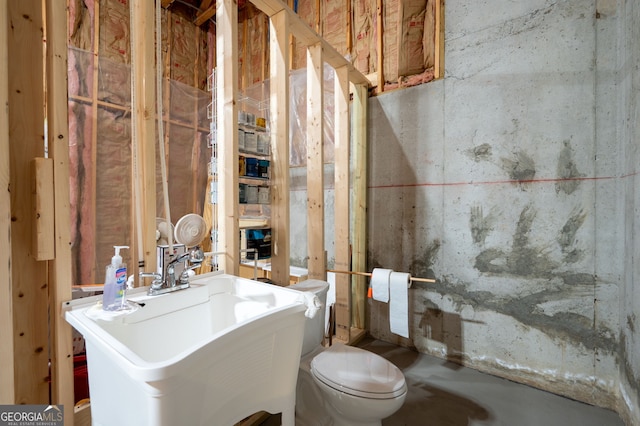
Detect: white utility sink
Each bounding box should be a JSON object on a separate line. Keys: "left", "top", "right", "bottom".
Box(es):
{"left": 64, "top": 272, "right": 309, "bottom": 426}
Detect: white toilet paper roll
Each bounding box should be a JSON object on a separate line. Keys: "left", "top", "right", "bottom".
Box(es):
{"left": 370, "top": 268, "right": 392, "bottom": 302}
{"left": 389, "top": 271, "right": 410, "bottom": 338}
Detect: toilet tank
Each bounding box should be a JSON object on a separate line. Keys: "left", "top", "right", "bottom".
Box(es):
{"left": 288, "top": 280, "right": 329, "bottom": 356}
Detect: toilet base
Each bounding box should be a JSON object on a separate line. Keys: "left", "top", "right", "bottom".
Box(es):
{"left": 295, "top": 347, "right": 404, "bottom": 426}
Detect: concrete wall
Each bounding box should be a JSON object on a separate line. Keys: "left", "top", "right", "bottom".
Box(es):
{"left": 365, "top": 0, "right": 638, "bottom": 420}
{"left": 614, "top": 0, "right": 640, "bottom": 422}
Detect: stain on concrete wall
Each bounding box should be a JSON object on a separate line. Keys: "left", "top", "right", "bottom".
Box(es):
{"left": 556, "top": 140, "right": 585, "bottom": 195}
{"left": 474, "top": 204, "right": 560, "bottom": 277}
{"left": 364, "top": 0, "right": 632, "bottom": 413}
{"left": 501, "top": 151, "right": 536, "bottom": 181}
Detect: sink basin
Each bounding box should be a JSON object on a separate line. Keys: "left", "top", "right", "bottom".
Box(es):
{"left": 64, "top": 272, "right": 308, "bottom": 426}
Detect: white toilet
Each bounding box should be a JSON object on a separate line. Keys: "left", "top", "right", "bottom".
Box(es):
{"left": 290, "top": 280, "right": 407, "bottom": 426}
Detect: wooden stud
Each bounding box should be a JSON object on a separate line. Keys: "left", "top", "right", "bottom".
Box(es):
{"left": 306, "top": 42, "right": 325, "bottom": 280}
{"left": 45, "top": 0, "right": 75, "bottom": 413}
{"left": 250, "top": 0, "right": 369, "bottom": 85}
{"left": 162, "top": 0, "right": 176, "bottom": 8}
{"left": 131, "top": 0, "right": 158, "bottom": 275}
{"left": 334, "top": 66, "right": 351, "bottom": 342}
{"left": 269, "top": 9, "right": 291, "bottom": 285}
{"left": 0, "top": 0, "right": 15, "bottom": 404}
{"left": 216, "top": 0, "right": 240, "bottom": 275}
{"left": 287, "top": 0, "right": 294, "bottom": 70}
{"left": 262, "top": 13, "right": 269, "bottom": 81}
{"left": 376, "top": 0, "right": 384, "bottom": 93}
{"left": 434, "top": 0, "right": 444, "bottom": 79}
{"left": 351, "top": 82, "right": 367, "bottom": 333}
{"left": 195, "top": 4, "right": 217, "bottom": 27}
{"left": 88, "top": 0, "right": 100, "bottom": 284}
{"left": 346, "top": 0, "right": 352, "bottom": 55}
{"left": 241, "top": 8, "right": 248, "bottom": 91}
{"left": 8, "top": 0, "right": 49, "bottom": 403}
{"left": 31, "top": 158, "right": 55, "bottom": 261}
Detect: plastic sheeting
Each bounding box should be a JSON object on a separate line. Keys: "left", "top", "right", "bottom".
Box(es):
{"left": 68, "top": 48, "right": 211, "bottom": 285}
{"left": 289, "top": 64, "right": 336, "bottom": 167}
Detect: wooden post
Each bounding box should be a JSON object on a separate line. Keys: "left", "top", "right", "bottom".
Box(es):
{"left": 7, "top": 0, "right": 49, "bottom": 404}
{"left": 269, "top": 9, "right": 291, "bottom": 285}
{"left": 434, "top": 0, "right": 445, "bottom": 79}
{"left": 216, "top": 0, "right": 240, "bottom": 275}
{"left": 351, "top": 82, "right": 367, "bottom": 332}
{"left": 31, "top": 158, "right": 55, "bottom": 261}
{"left": 130, "top": 0, "right": 157, "bottom": 276}
{"left": 0, "top": 0, "right": 15, "bottom": 404}
{"left": 306, "top": 42, "right": 325, "bottom": 280}
{"left": 45, "top": 0, "right": 75, "bottom": 416}
{"left": 376, "top": 0, "right": 384, "bottom": 93}
{"left": 346, "top": 0, "right": 352, "bottom": 55}
{"left": 88, "top": 0, "right": 100, "bottom": 283}
{"left": 334, "top": 66, "right": 351, "bottom": 342}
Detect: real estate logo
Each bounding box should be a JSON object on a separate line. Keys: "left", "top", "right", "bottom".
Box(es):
{"left": 0, "top": 405, "right": 63, "bottom": 426}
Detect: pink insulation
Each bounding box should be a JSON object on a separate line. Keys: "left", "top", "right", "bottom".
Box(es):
{"left": 353, "top": 0, "right": 376, "bottom": 73}
{"left": 68, "top": 0, "right": 213, "bottom": 284}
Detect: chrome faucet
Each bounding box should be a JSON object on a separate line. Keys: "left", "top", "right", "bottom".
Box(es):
{"left": 140, "top": 246, "right": 205, "bottom": 296}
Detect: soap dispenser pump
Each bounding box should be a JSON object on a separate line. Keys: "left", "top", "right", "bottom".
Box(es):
{"left": 102, "top": 245, "right": 129, "bottom": 311}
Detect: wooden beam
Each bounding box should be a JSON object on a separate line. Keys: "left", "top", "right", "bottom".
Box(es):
{"left": 216, "top": 0, "right": 240, "bottom": 275}
{"left": 376, "top": 0, "right": 384, "bottom": 92}
{"left": 346, "top": 0, "right": 352, "bottom": 55}
{"left": 306, "top": 43, "right": 325, "bottom": 280}
{"left": 351, "top": 82, "right": 367, "bottom": 332}
{"left": 31, "top": 158, "right": 55, "bottom": 261}
{"left": 131, "top": 0, "right": 157, "bottom": 276}
{"left": 241, "top": 9, "right": 248, "bottom": 90}
{"left": 0, "top": 0, "right": 15, "bottom": 404}
{"left": 195, "top": 3, "right": 216, "bottom": 26}
{"left": 287, "top": 0, "right": 294, "bottom": 70}
{"left": 250, "top": 0, "right": 370, "bottom": 86}
{"left": 161, "top": 0, "right": 175, "bottom": 8}
{"left": 334, "top": 66, "right": 351, "bottom": 341}
{"left": 88, "top": 0, "right": 100, "bottom": 283}
{"left": 434, "top": 0, "right": 444, "bottom": 79}
{"left": 269, "top": 9, "right": 290, "bottom": 285}
{"left": 8, "top": 0, "right": 49, "bottom": 403}
{"left": 45, "top": 0, "right": 75, "bottom": 414}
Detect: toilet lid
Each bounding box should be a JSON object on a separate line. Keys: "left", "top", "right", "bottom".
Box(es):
{"left": 310, "top": 344, "right": 407, "bottom": 399}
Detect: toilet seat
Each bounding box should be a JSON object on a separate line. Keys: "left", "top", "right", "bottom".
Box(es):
{"left": 310, "top": 343, "right": 407, "bottom": 400}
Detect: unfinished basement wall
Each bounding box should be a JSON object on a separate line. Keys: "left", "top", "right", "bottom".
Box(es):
{"left": 67, "top": 0, "right": 212, "bottom": 285}
{"left": 366, "top": 0, "right": 635, "bottom": 416}
{"left": 615, "top": 0, "right": 640, "bottom": 422}
{"left": 239, "top": 0, "right": 438, "bottom": 92}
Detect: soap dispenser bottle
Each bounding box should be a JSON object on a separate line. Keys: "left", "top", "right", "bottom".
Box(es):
{"left": 102, "top": 245, "right": 129, "bottom": 311}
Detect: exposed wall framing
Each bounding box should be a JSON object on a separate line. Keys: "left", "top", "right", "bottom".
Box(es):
{"left": 7, "top": 0, "right": 50, "bottom": 405}
{"left": 2, "top": 0, "right": 75, "bottom": 415}
{"left": 68, "top": 0, "right": 212, "bottom": 285}
{"left": 240, "top": 0, "right": 444, "bottom": 94}
{"left": 0, "top": 0, "right": 15, "bottom": 405}
{"left": 241, "top": 0, "right": 369, "bottom": 343}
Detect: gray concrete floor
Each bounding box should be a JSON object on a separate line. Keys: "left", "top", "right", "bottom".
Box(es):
{"left": 357, "top": 337, "right": 625, "bottom": 426}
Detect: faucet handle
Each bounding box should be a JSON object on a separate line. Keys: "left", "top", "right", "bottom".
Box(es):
{"left": 139, "top": 271, "right": 163, "bottom": 289}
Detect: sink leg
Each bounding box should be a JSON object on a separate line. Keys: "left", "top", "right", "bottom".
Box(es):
{"left": 281, "top": 405, "right": 295, "bottom": 426}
